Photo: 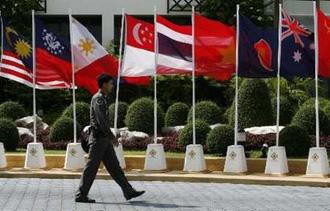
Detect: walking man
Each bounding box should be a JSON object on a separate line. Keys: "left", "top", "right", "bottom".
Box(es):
{"left": 75, "top": 74, "right": 145, "bottom": 203}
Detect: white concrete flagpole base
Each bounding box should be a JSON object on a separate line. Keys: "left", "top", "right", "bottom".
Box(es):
{"left": 114, "top": 143, "right": 126, "bottom": 169}
{"left": 64, "top": 143, "right": 86, "bottom": 170}
{"left": 265, "top": 146, "right": 289, "bottom": 175}
{"left": 24, "top": 142, "right": 46, "bottom": 169}
{"left": 144, "top": 143, "right": 166, "bottom": 171}
{"left": 224, "top": 145, "right": 247, "bottom": 174}
{"left": 0, "top": 143, "right": 7, "bottom": 169}
{"left": 183, "top": 144, "right": 206, "bottom": 172}
{"left": 306, "top": 147, "right": 329, "bottom": 177}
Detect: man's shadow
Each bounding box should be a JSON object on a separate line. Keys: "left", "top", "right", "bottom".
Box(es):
{"left": 95, "top": 200, "right": 198, "bottom": 209}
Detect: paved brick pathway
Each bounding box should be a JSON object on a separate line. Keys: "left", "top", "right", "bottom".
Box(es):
{"left": 0, "top": 178, "right": 329, "bottom": 211}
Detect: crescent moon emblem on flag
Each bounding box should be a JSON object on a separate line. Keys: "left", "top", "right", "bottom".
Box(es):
{"left": 133, "top": 23, "right": 143, "bottom": 46}
{"left": 5, "top": 27, "right": 18, "bottom": 47}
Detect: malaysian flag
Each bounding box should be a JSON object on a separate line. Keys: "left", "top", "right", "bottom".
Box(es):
{"left": 0, "top": 18, "right": 69, "bottom": 89}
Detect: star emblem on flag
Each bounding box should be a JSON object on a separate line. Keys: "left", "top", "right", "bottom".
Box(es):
{"left": 42, "top": 29, "right": 65, "bottom": 55}
{"left": 292, "top": 50, "right": 302, "bottom": 63}
{"left": 14, "top": 39, "right": 32, "bottom": 59}
{"left": 282, "top": 10, "right": 312, "bottom": 48}
{"left": 79, "top": 38, "right": 95, "bottom": 56}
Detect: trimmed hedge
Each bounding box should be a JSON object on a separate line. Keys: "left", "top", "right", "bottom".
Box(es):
{"left": 0, "top": 101, "right": 26, "bottom": 121}
{"left": 301, "top": 98, "right": 330, "bottom": 111}
{"left": 187, "top": 101, "right": 223, "bottom": 125}
{"left": 279, "top": 125, "right": 310, "bottom": 157}
{"left": 50, "top": 117, "right": 81, "bottom": 142}
{"left": 165, "top": 102, "right": 189, "bottom": 127}
{"left": 109, "top": 102, "right": 129, "bottom": 128}
{"left": 178, "top": 119, "right": 210, "bottom": 147}
{"left": 229, "top": 79, "right": 273, "bottom": 129}
{"left": 62, "top": 102, "right": 90, "bottom": 127}
{"left": 291, "top": 105, "right": 330, "bottom": 136}
{"left": 125, "top": 98, "right": 164, "bottom": 134}
{"left": 271, "top": 96, "right": 296, "bottom": 126}
{"left": 206, "top": 125, "right": 234, "bottom": 155}
{"left": 0, "top": 118, "right": 20, "bottom": 151}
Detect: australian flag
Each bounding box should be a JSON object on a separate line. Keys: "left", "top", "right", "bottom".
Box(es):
{"left": 238, "top": 12, "right": 315, "bottom": 79}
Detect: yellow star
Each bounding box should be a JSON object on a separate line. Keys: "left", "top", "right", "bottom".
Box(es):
{"left": 79, "top": 38, "right": 95, "bottom": 56}
{"left": 14, "top": 39, "right": 32, "bottom": 59}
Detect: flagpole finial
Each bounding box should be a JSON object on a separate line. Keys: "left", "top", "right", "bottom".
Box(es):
{"left": 68, "top": 8, "right": 72, "bottom": 15}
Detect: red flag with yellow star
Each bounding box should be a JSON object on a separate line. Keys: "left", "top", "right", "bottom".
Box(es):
{"left": 318, "top": 9, "right": 330, "bottom": 78}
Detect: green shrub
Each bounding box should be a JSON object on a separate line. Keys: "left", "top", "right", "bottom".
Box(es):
{"left": 187, "top": 101, "right": 223, "bottom": 125}
{"left": 125, "top": 98, "right": 164, "bottom": 134}
{"left": 291, "top": 105, "right": 330, "bottom": 136}
{"left": 271, "top": 96, "right": 295, "bottom": 126}
{"left": 109, "top": 102, "right": 129, "bottom": 128}
{"left": 206, "top": 125, "right": 234, "bottom": 155}
{"left": 62, "top": 102, "right": 90, "bottom": 127}
{"left": 0, "top": 118, "right": 20, "bottom": 151}
{"left": 279, "top": 125, "right": 310, "bottom": 157}
{"left": 301, "top": 98, "right": 330, "bottom": 111}
{"left": 50, "top": 117, "right": 81, "bottom": 142}
{"left": 178, "top": 119, "right": 210, "bottom": 147}
{"left": 229, "top": 79, "right": 273, "bottom": 129}
{"left": 165, "top": 102, "right": 189, "bottom": 127}
{"left": 324, "top": 104, "right": 330, "bottom": 120}
{"left": 0, "top": 101, "right": 26, "bottom": 121}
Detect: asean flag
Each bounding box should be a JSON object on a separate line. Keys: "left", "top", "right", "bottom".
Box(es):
{"left": 71, "top": 17, "right": 149, "bottom": 94}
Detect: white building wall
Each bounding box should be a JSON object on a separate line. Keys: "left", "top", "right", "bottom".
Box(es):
{"left": 45, "top": 0, "right": 167, "bottom": 45}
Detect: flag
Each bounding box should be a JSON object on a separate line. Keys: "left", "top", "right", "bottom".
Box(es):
{"left": 195, "top": 15, "right": 236, "bottom": 81}
{"left": 238, "top": 14, "right": 278, "bottom": 78}
{"left": 35, "top": 18, "right": 71, "bottom": 88}
{"left": 317, "top": 9, "right": 330, "bottom": 78}
{"left": 156, "top": 15, "right": 193, "bottom": 74}
{"left": 280, "top": 10, "right": 315, "bottom": 78}
{"left": 122, "top": 15, "right": 155, "bottom": 76}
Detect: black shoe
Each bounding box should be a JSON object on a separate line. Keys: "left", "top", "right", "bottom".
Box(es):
{"left": 75, "top": 195, "right": 96, "bottom": 203}
{"left": 124, "top": 190, "right": 145, "bottom": 201}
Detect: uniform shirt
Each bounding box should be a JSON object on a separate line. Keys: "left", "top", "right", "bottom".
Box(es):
{"left": 90, "top": 90, "right": 115, "bottom": 139}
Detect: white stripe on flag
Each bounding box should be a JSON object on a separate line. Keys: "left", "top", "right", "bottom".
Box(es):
{"left": 1, "top": 55, "right": 24, "bottom": 66}
{"left": 156, "top": 22, "right": 192, "bottom": 44}
{"left": 0, "top": 63, "right": 32, "bottom": 78}
{"left": 158, "top": 54, "right": 193, "bottom": 71}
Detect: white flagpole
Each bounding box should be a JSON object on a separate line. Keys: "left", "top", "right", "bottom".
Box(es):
{"left": 32, "top": 10, "right": 37, "bottom": 143}
{"left": 153, "top": 6, "right": 159, "bottom": 144}
{"left": 313, "top": 1, "right": 320, "bottom": 148}
{"left": 114, "top": 8, "right": 125, "bottom": 131}
{"left": 234, "top": 5, "right": 239, "bottom": 146}
{"left": 192, "top": 6, "right": 196, "bottom": 145}
{"left": 276, "top": 4, "right": 282, "bottom": 146}
{"left": 68, "top": 9, "right": 77, "bottom": 143}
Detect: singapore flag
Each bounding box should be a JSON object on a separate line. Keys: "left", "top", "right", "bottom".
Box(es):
{"left": 122, "top": 15, "right": 155, "bottom": 76}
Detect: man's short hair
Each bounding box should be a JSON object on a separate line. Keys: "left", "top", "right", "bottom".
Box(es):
{"left": 97, "top": 74, "right": 113, "bottom": 88}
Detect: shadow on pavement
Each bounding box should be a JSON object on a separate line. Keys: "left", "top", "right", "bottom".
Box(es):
{"left": 95, "top": 200, "right": 198, "bottom": 209}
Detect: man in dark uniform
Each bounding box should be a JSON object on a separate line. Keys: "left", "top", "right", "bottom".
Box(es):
{"left": 75, "top": 74, "right": 145, "bottom": 203}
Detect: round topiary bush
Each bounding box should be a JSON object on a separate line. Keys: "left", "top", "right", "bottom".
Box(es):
{"left": 178, "top": 119, "right": 210, "bottom": 147}
{"left": 109, "top": 102, "right": 129, "bottom": 128}
{"left": 0, "top": 101, "right": 26, "bottom": 121}
{"left": 187, "top": 101, "right": 223, "bottom": 125}
{"left": 279, "top": 125, "right": 310, "bottom": 157}
{"left": 62, "top": 102, "right": 90, "bottom": 128}
{"left": 271, "top": 96, "right": 295, "bottom": 126}
{"left": 301, "top": 98, "right": 330, "bottom": 111}
{"left": 165, "top": 102, "right": 189, "bottom": 127}
{"left": 125, "top": 98, "right": 164, "bottom": 134}
{"left": 50, "top": 117, "right": 82, "bottom": 142}
{"left": 291, "top": 105, "right": 330, "bottom": 136}
{"left": 229, "top": 79, "right": 273, "bottom": 129}
{"left": 0, "top": 118, "right": 20, "bottom": 151}
{"left": 206, "top": 125, "right": 234, "bottom": 155}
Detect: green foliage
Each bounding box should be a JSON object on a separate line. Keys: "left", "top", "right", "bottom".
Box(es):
{"left": 229, "top": 79, "right": 273, "bottom": 129}
{"left": 206, "top": 125, "right": 234, "bottom": 155}
{"left": 301, "top": 98, "right": 330, "bottom": 111}
{"left": 187, "top": 101, "right": 223, "bottom": 125}
{"left": 61, "top": 102, "right": 90, "bottom": 128}
{"left": 109, "top": 102, "right": 129, "bottom": 128}
{"left": 202, "top": 0, "right": 273, "bottom": 26}
{"left": 0, "top": 118, "right": 20, "bottom": 151}
{"left": 125, "top": 98, "right": 164, "bottom": 134}
{"left": 165, "top": 102, "right": 189, "bottom": 127}
{"left": 291, "top": 105, "right": 330, "bottom": 136}
{"left": 50, "top": 117, "right": 82, "bottom": 142}
{"left": 279, "top": 125, "right": 310, "bottom": 157}
{"left": 271, "top": 96, "right": 296, "bottom": 126}
{"left": 0, "top": 101, "right": 26, "bottom": 121}
{"left": 178, "top": 120, "right": 210, "bottom": 147}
